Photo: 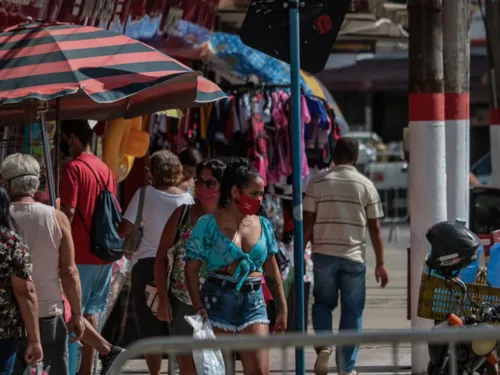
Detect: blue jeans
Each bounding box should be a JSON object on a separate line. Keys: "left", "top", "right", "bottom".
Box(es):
{"left": 312, "top": 253, "right": 366, "bottom": 373}
{"left": 0, "top": 339, "right": 16, "bottom": 375}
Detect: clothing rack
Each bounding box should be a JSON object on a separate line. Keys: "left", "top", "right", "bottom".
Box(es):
{"left": 221, "top": 82, "right": 306, "bottom": 95}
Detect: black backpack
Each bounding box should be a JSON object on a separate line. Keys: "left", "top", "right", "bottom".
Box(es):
{"left": 76, "top": 159, "right": 124, "bottom": 262}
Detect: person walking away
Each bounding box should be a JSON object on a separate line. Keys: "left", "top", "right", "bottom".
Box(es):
{"left": 59, "top": 119, "right": 122, "bottom": 375}
{"left": 2, "top": 153, "right": 83, "bottom": 375}
{"left": 0, "top": 186, "right": 42, "bottom": 374}
{"left": 185, "top": 158, "right": 287, "bottom": 375}
{"left": 155, "top": 159, "right": 226, "bottom": 374}
{"left": 118, "top": 150, "right": 193, "bottom": 375}
{"left": 302, "top": 137, "right": 389, "bottom": 375}
{"left": 177, "top": 147, "right": 203, "bottom": 196}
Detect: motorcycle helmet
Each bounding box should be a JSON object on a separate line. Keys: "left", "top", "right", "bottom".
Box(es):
{"left": 425, "top": 221, "right": 482, "bottom": 277}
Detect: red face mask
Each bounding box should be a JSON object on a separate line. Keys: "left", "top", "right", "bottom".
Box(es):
{"left": 196, "top": 186, "right": 220, "bottom": 206}
{"left": 237, "top": 193, "right": 262, "bottom": 215}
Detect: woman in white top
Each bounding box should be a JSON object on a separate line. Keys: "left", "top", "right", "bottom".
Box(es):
{"left": 118, "top": 150, "right": 193, "bottom": 375}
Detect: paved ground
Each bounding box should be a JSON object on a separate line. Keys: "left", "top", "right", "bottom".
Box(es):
{"left": 118, "top": 225, "right": 412, "bottom": 374}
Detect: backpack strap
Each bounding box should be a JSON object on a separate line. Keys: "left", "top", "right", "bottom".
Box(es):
{"left": 73, "top": 158, "right": 110, "bottom": 236}
{"left": 74, "top": 158, "right": 105, "bottom": 190}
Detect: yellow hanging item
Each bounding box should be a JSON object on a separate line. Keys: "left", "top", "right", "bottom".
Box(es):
{"left": 103, "top": 117, "right": 150, "bottom": 182}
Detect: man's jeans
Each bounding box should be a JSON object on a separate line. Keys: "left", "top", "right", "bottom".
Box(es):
{"left": 312, "top": 253, "right": 366, "bottom": 373}
{"left": 14, "top": 315, "right": 69, "bottom": 375}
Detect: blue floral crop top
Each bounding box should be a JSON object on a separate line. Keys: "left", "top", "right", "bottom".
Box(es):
{"left": 186, "top": 214, "right": 279, "bottom": 290}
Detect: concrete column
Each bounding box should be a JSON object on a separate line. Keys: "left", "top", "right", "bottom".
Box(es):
{"left": 443, "top": 0, "right": 470, "bottom": 223}
{"left": 408, "top": 0, "right": 447, "bottom": 373}
{"left": 485, "top": 0, "right": 500, "bottom": 185}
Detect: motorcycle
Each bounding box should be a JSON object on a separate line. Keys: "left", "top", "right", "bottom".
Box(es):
{"left": 427, "top": 277, "right": 499, "bottom": 375}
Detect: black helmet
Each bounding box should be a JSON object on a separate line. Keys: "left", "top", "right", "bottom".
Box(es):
{"left": 426, "top": 221, "right": 482, "bottom": 277}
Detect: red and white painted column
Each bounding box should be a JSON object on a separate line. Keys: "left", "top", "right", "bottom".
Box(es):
{"left": 408, "top": 92, "right": 447, "bottom": 373}
{"left": 443, "top": 0, "right": 470, "bottom": 224}
{"left": 445, "top": 94, "right": 469, "bottom": 221}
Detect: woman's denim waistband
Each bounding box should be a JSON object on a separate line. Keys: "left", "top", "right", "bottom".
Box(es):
{"left": 207, "top": 272, "right": 261, "bottom": 284}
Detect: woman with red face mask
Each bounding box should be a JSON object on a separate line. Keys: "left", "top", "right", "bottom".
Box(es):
{"left": 185, "top": 158, "right": 287, "bottom": 375}
{"left": 154, "top": 159, "right": 226, "bottom": 375}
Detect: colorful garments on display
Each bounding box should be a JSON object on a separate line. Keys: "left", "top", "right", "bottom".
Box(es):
{"left": 149, "top": 88, "right": 341, "bottom": 194}
{"left": 208, "top": 32, "right": 349, "bottom": 135}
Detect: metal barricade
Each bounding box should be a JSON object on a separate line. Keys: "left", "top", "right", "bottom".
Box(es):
{"left": 365, "top": 156, "right": 409, "bottom": 244}
{"left": 108, "top": 327, "right": 500, "bottom": 374}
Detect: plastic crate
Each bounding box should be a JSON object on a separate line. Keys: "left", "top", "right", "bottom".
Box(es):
{"left": 417, "top": 267, "right": 500, "bottom": 321}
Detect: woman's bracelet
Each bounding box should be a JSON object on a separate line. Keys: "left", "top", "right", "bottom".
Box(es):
{"left": 196, "top": 306, "right": 206, "bottom": 313}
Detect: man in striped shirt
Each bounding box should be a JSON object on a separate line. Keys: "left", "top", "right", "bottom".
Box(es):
{"left": 303, "top": 137, "right": 389, "bottom": 375}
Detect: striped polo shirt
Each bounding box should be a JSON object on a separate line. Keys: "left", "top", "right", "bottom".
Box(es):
{"left": 303, "top": 165, "right": 384, "bottom": 263}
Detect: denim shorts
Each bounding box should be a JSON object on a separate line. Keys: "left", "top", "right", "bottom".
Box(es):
{"left": 201, "top": 274, "right": 269, "bottom": 332}
{"left": 77, "top": 264, "right": 112, "bottom": 315}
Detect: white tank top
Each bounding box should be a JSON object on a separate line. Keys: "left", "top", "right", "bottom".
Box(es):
{"left": 11, "top": 202, "right": 63, "bottom": 318}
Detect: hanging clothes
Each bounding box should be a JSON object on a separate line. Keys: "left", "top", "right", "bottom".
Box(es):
{"left": 147, "top": 85, "right": 340, "bottom": 193}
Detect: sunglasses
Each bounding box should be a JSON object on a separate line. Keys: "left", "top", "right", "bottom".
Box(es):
{"left": 196, "top": 178, "right": 218, "bottom": 189}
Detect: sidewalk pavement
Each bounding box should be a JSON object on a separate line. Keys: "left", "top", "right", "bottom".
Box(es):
{"left": 118, "top": 225, "right": 412, "bottom": 374}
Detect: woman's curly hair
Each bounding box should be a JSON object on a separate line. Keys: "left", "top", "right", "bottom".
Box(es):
{"left": 218, "top": 158, "right": 262, "bottom": 208}
{"left": 149, "top": 150, "right": 183, "bottom": 187}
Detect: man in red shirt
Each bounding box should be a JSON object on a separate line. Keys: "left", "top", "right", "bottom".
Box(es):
{"left": 59, "top": 119, "right": 120, "bottom": 375}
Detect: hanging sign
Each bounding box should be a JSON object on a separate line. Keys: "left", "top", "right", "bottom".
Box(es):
{"left": 240, "top": 0, "right": 352, "bottom": 73}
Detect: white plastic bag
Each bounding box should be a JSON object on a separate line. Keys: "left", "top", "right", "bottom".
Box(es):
{"left": 23, "top": 363, "right": 49, "bottom": 375}
{"left": 185, "top": 315, "right": 225, "bottom": 375}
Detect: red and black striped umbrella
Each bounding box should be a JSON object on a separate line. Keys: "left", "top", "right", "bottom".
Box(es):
{"left": 0, "top": 21, "right": 226, "bottom": 125}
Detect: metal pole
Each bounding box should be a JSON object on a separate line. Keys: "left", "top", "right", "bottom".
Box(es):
{"left": 408, "top": 0, "right": 447, "bottom": 373}
{"left": 443, "top": 0, "right": 470, "bottom": 223}
{"left": 40, "top": 112, "right": 57, "bottom": 207}
{"left": 484, "top": 0, "right": 500, "bottom": 185}
{"left": 288, "top": 0, "right": 305, "bottom": 373}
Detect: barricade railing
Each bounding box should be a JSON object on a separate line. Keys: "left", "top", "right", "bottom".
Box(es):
{"left": 108, "top": 327, "right": 500, "bottom": 374}
{"left": 365, "top": 156, "right": 409, "bottom": 244}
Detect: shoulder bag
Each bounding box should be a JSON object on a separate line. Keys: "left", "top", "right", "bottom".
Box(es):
{"left": 165, "top": 204, "right": 191, "bottom": 293}
{"left": 147, "top": 204, "right": 190, "bottom": 315}
{"left": 123, "top": 186, "right": 147, "bottom": 257}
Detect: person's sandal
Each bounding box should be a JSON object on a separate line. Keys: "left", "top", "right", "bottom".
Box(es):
{"left": 314, "top": 348, "right": 332, "bottom": 375}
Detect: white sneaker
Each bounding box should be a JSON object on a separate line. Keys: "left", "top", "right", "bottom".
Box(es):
{"left": 344, "top": 371, "right": 357, "bottom": 375}
{"left": 314, "top": 348, "right": 331, "bottom": 375}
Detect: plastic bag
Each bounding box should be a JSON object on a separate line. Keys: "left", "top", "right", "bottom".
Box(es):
{"left": 23, "top": 363, "right": 49, "bottom": 375}
{"left": 185, "top": 315, "right": 225, "bottom": 375}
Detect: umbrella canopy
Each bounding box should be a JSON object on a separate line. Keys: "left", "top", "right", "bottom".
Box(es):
{"left": 0, "top": 21, "right": 226, "bottom": 125}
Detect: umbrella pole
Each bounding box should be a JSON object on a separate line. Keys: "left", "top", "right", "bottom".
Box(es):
{"left": 55, "top": 98, "right": 61, "bottom": 198}
{"left": 40, "top": 111, "right": 57, "bottom": 207}
{"left": 288, "top": 0, "right": 305, "bottom": 374}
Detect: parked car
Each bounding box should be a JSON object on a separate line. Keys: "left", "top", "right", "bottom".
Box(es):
{"left": 347, "top": 131, "right": 383, "bottom": 167}
{"left": 471, "top": 153, "right": 492, "bottom": 185}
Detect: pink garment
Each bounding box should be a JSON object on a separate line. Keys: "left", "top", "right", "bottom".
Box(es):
{"left": 272, "top": 92, "right": 292, "bottom": 179}
{"left": 247, "top": 112, "right": 269, "bottom": 185}
{"left": 63, "top": 294, "right": 71, "bottom": 323}
{"left": 300, "top": 95, "right": 311, "bottom": 178}
{"left": 261, "top": 276, "right": 273, "bottom": 302}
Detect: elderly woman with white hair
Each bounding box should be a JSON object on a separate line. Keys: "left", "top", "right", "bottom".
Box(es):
{"left": 2, "top": 153, "right": 85, "bottom": 375}
{"left": 2, "top": 154, "right": 125, "bottom": 375}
